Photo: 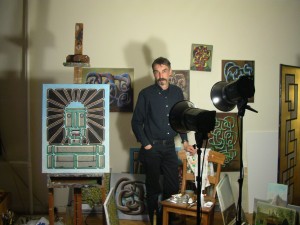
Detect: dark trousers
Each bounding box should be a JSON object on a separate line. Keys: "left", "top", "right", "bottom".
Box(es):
{"left": 139, "top": 142, "right": 179, "bottom": 225}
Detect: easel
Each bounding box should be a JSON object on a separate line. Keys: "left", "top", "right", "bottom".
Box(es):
{"left": 48, "top": 23, "right": 95, "bottom": 225}
{"left": 48, "top": 174, "right": 102, "bottom": 225}
{"left": 63, "top": 23, "right": 90, "bottom": 83}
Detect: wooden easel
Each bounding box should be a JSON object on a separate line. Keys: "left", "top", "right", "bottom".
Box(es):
{"left": 48, "top": 23, "right": 94, "bottom": 225}
{"left": 63, "top": 23, "right": 90, "bottom": 83}
{"left": 48, "top": 174, "right": 102, "bottom": 225}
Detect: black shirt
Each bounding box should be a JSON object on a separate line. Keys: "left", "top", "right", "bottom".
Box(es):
{"left": 131, "top": 83, "right": 188, "bottom": 146}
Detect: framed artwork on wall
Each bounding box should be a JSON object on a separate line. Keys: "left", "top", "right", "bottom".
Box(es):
{"left": 208, "top": 113, "right": 240, "bottom": 171}
{"left": 221, "top": 60, "right": 255, "bottom": 103}
{"left": 190, "top": 44, "right": 213, "bottom": 72}
{"left": 169, "top": 70, "right": 190, "bottom": 100}
{"left": 82, "top": 68, "right": 134, "bottom": 112}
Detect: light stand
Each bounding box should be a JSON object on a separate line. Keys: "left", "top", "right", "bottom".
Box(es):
{"left": 168, "top": 100, "right": 216, "bottom": 225}
{"left": 236, "top": 98, "right": 258, "bottom": 225}
{"left": 210, "top": 75, "right": 256, "bottom": 225}
{"left": 194, "top": 132, "right": 209, "bottom": 225}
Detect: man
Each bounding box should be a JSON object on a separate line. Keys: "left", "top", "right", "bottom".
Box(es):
{"left": 131, "top": 57, "right": 195, "bottom": 225}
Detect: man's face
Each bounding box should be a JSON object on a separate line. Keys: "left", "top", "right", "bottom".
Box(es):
{"left": 153, "top": 64, "right": 172, "bottom": 87}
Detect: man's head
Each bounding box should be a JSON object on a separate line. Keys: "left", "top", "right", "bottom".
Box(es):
{"left": 152, "top": 57, "right": 172, "bottom": 90}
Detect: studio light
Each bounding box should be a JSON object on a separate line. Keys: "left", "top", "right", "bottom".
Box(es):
{"left": 210, "top": 75, "right": 255, "bottom": 112}
{"left": 210, "top": 75, "right": 257, "bottom": 225}
{"left": 169, "top": 100, "right": 216, "bottom": 134}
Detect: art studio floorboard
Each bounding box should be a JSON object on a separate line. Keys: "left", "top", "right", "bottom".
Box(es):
{"left": 14, "top": 211, "right": 253, "bottom": 225}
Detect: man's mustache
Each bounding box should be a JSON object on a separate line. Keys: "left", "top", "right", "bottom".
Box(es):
{"left": 156, "top": 78, "right": 167, "bottom": 82}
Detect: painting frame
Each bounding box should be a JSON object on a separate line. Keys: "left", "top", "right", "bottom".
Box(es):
{"left": 221, "top": 59, "right": 255, "bottom": 103}
{"left": 169, "top": 70, "right": 190, "bottom": 100}
{"left": 42, "top": 84, "right": 110, "bottom": 174}
{"left": 208, "top": 112, "right": 240, "bottom": 171}
{"left": 216, "top": 174, "right": 237, "bottom": 225}
{"left": 104, "top": 187, "right": 120, "bottom": 225}
{"left": 82, "top": 67, "right": 134, "bottom": 112}
{"left": 190, "top": 44, "right": 213, "bottom": 72}
{"left": 255, "top": 201, "right": 296, "bottom": 225}
{"left": 267, "top": 183, "right": 288, "bottom": 207}
{"left": 110, "top": 173, "right": 149, "bottom": 221}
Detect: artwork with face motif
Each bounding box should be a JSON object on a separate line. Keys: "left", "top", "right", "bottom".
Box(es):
{"left": 42, "top": 84, "right": 110, "bottom": 174}
{"left": 190, "top": 44, "right": 213, "bottom": 72}
{"left": 169, "top": 70, "right": 190, "bottom": 100}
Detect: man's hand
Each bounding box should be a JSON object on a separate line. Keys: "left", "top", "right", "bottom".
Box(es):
{"left": 144, "top": 144, "right": 152, "bottom": 150}
{"left": 183, "top": 141, "right": 196, "bottom": 155}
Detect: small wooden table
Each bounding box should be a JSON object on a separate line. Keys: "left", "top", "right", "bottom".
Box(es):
{"left": 160, "top": 199, "right": 215, "bottom": 225}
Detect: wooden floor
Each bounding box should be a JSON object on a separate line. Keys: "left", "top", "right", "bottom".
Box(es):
{"left": 17, "top": 211, "right": 252, "bottom": 225}
{"left": 80, "top": 211, "right": 253, "bottom": 225}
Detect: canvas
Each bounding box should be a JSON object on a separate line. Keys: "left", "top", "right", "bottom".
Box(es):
{"left": 287, "top": 204, "right": 300, "bottom": 225}
{"left": 42, "top": 84, "right": 110, "bottom": 174}
{"left": 221, "top": 60, "right": 255, "bottom": 103}
{"left": 82, "top": 67, "right": 134, "bottom": 112}
{"left": 169, "top": 70, "right": 190, "bottom": 100}
{"left": 255, "top": 201, "right": 296, "bottom": 225}
{"left": 208, "top": 113, "right": 240, "bottom": 171}
{"left": 252, "top": 198, "right": 270, "bottom": 223}
{"left": 267, "top": 183, "right": 288, "bottom": 207}
{"left": 110, "top": 173, "right": 149, "bottom": 221}
{"left": 190, "top": 44, "right": 213, "bottom": 72}
{"left": 104, "top": 188, "right": 120, "bottom": 225}
{"left": 216, "top": 174, "right": 237, "bottom": 225}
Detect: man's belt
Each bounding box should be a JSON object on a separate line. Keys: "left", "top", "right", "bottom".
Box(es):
{"left": 152, "top": 139, "right": 174, "bottom": 145}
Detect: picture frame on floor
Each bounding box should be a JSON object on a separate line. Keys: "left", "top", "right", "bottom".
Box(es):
{"left": 104, "top": 188, "right": 120, "bottom": 225}
{"left": 255, "top": 201, "right": 296, "bottom": 225}
{"left": 216, "top": 174, "right": 237, "bottom": 225}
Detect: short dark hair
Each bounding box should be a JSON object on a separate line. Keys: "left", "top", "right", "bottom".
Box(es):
{"left": 152, "top": 57, "right": 171, "bottom": 70}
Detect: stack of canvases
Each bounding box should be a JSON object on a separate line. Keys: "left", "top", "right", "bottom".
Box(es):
{"left": 252, "top": 183, "right": 300, "bottom": 225}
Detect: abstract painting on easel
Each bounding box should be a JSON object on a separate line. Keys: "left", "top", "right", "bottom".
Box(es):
{"left": 41, "top": 84, "right": 110, "bottom": 173}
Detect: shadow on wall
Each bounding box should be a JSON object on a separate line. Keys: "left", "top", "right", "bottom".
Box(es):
{"left": 115, "top": 38, "right": 170, "bottom": 168}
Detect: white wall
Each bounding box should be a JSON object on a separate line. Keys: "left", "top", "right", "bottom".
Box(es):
{"left": 0, "top": 0, "right": 300, "bottom": 213}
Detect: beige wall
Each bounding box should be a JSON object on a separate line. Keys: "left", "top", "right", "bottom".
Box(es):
{"left": 1, "top": 0, "right": 300, "bottom": 213}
